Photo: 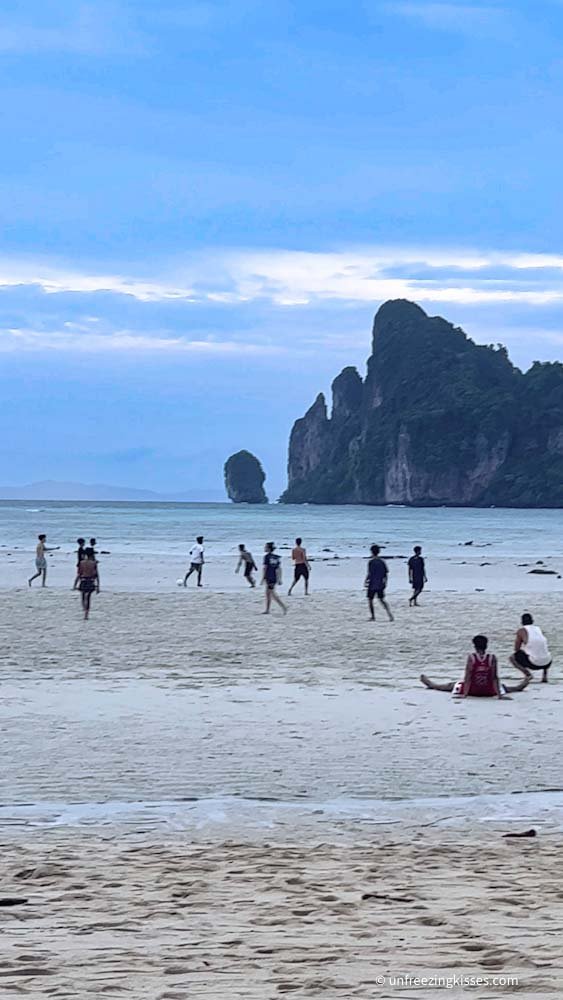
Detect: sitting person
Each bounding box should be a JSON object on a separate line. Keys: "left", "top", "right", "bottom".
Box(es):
{"left": 510, "top": 613, "right": 552, "bottom": 683}
{"left": 420, "top": 634, "right": 528, "bottom": 698}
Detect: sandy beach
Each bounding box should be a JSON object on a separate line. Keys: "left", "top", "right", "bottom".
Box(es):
{"left": 1, "top": 570, "right": 562, "bottom": 997}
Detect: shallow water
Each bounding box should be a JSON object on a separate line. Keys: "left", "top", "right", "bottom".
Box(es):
{"left": 1, "top": 499, "right": 562, "bottom": 561}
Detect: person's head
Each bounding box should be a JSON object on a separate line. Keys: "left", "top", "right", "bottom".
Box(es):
{"left": 473, "top": 634, "right": 488, "bottom": 653}
{"left": 370, "top": 544, "right": 380, "bottom": 557}
{"left": 239, "top": 543, "right": 246, "bottom": 551}
{"left": 197, "top": 535, "right": 204, "bottom": 544}
{"left": 414, "top": 545, "right": 422, "bottom": 555}
{"left": 38, "top": 534, "right": 46, "bottom": 541}
{"left": 90, "top": 538, "right": 96, "bottom": 546}
{"left": 521, "top": 612, "right": 534, "bottom": 626}
{"left": 85, "top": 547, "right": 96, "bottom": 560}
{"left": 265, "top": 541, "right": 275, "bottom": 553}
{"left": 77, "top": 537, "right": 85, "bottom": 546}
{"left": 296, "top": 537, "right": 302, "bottom": 546}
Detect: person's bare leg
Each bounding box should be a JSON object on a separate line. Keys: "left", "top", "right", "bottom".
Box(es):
{"left": 263, "top": 589, "right": 272, "bottom": 614}
{"left": 28, "top": 570, "right": 41, "bottom": 586}
{"left": 197, "top": 566, "right": 203, "bottom": 588}
{"left": 304, "top": 577, "right": 309, "bottom": 595}
{"left": 183, "top": 567, "right": 194, "bottom": 587}
{"left": 368, "top": 596, "right": 375, "bottom": 621}
{"left": 542, "top": 668, "right": 549, "bottom": 683}
{"left": 503, "top": 675, "right": 529, "bottom": 693}
{"left": 288, "top": 578, "right": 295, "bottom": 596}
{"left": 272, "top": 590, "right": 287, "bottom": 615}
{"left": 420, "top": 675, "right": 455, "bottom": 692}
{"left": 379, "top": 597, "right": 394, "bottom": 622}
{"left": 84, "top": 592, "right": 91, "bottom": 620}
{"left": 42, "top": 567, "right": 47, "bottom": 588}
{"left": 509, "top": 654, "right": 532, "bottom": 679}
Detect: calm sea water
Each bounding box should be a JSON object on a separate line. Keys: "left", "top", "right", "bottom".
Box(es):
{"left": 0, "top": 500, "right": 561, "bottom": 562}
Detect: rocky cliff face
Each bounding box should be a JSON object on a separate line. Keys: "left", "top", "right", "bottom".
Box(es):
{"left": 280, "top": 300, "right": 563, "bottom": 507}
{"left": 224, "top": 450, "right": 268, "bottom": 504}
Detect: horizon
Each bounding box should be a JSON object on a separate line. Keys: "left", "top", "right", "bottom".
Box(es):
{"left": 2, "top": 1, "right": 563, "bottom": 497}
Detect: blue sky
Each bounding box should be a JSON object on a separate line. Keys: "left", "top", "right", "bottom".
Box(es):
{"left": 2, "top": 0, "right": 563, "bottom": 497}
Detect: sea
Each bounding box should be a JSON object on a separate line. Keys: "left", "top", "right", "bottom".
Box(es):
{"left": 0, "top": 500, "right": 561, "bottom": 562}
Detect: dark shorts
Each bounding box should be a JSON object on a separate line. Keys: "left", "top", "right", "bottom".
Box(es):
{"left": 412, "top": 578, "right": 424, "bottom": 592}
{"left": 79, "top": 578, "right": 96, "bottom": 593}
{"left": 191, "top": 562, "right": 202, "bottom": 572}
{"left": 368, "top": 587, "right": 385, "bottom": 601}
{"left": 266, "top": 580, "right": 277, "bottom": 591}
{"left": 514, "top": 650, "right": 551, "bottom": 671}
{"left": 294, "top": 564, "right": 309, "bottom": 581}
{"left": 244, "top": 563, "right": 254, "bottom": 578}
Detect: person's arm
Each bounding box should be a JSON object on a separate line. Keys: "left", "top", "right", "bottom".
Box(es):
{"left": 461, "top": 655, "right": 473, "bottom": 698}
{"left": 492, "top": 655, "right": 502, "bottom": 698}
{"left": 44, "top": 545, "right": 60, "bottom": 552}
{"left": 95, "top": 565, "right": 100, "bottom": 592}
{"left": 423, "top": 560, "right": 428, "bottom": 583}
{"left": 261, "top": 557, "right": 267, "bottom": 585}
{"left": 277, "top": 561, "right": 282, "bottom": 586}
{"left": 235, "top": 556, "right": 242, "bottom": 573}
{"left": 408, "top": 558, "right": 413, "bottom": 584}
{"left": 514, "top": 628, "right": 525, "bottom": 652}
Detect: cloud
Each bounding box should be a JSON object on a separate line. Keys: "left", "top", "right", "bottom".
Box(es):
{"left": 2, "top": 244, "right": 563, "bottom": 358}
{"left": 384, "top": 2, "right": 508, "bottom": 35}
{"left": 0, "top": 3, "right": 147, "bottom": 56}
{"left": 4, "top": 246, "right": 563, "bottom": 313}
{"left": 0, "top": 324, "right": 285, "bottom": 355}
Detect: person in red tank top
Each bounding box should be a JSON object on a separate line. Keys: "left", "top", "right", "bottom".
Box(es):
{"left": 420, "top": 635, "right": 528, "bottom": 697}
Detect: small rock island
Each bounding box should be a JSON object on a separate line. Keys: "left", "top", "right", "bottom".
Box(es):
{"left": 224, "top": 450, "right": 268, "bottom": 504}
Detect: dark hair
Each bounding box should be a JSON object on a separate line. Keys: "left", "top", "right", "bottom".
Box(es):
{"left": 197, "top": 536, "right": 204, "bottom": 544}
{"left": 90, "top": 538, "right": 96, "bottom": 546}
{"left": 296, "top": 537, "right": 302, "bottom": 545}
{"left": 38, "top": 534, "right": 46, "bottom": 540}
{"left": 77, "top": 538, "right": 85, "bottom": 545}
{"left": 414, "top": 545, "right": 422, "bottom": 554}
{"left": 370, "top": 544, "right": 380, "bottom": 556}
{"left": 85, "top": 547, "right": 96, "bottom": 559}
{"left": 266, "top": 541, "right": 275, "bottom": 552}
{"left": 522, "top": 612, "right": 534, "bottom": 626}
{"left": 473, "top": 634, "right": 488, "bottom": 653}
{"left": 239, "top": 543, "right": 245, "bottom": 551}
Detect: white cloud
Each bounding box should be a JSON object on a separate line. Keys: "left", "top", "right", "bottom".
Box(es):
{"left": 0, "top": 326, "right": 284, "bottom": 355}
{"left": 3, "top": 245, "right": 563, "bottom": 355}
{"left": 385, "top": 2, "right": 508, "bottom": 35}
{"left": 0, "top": 4, "right": 146, "bottom": 56}
{"left": 4, "top": 245, "right": 563, "bottom": 311}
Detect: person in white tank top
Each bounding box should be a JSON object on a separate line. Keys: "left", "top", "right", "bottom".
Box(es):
{"left": 511, "top": 613, "right": 552, "bottom": 682}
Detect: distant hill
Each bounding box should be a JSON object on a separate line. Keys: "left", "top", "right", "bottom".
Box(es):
{"left": 0, "top": 480, "right": 225, "bottom": 503}
{"left": 280, "top": 300, "right": 563, "bottom": 508}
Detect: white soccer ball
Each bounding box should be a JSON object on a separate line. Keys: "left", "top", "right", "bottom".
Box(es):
{"left": 176, "top": 579, "right": 184, "bottom": 587}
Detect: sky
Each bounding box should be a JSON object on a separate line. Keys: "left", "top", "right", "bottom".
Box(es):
{"left": 2, "top": 0, "right": 563, "bottom": 498}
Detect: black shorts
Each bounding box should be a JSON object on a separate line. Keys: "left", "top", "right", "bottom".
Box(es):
{"left": 368, "top": 587, "right": 385, "bottom": 601}
{"left": 244, "top": 563, "right": 254, "bottom": 578}
{"left": 266, "top": 580, "right": 277, "bottom": 591}
{"left": 294, "top": 564, "right": 309, "bottom": 581}
{"left": 514, "top": 650, "right": 551, "bottom": 671}
{"left": 412, "top": 578, "right": 424, "bottom": 592}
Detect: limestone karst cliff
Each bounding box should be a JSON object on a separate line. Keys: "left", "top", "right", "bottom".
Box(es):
{"left": 280, "top": 300, "right": 563, "bottom": 507}
{"left": 224, "top": 450, "right": 268, "bottom": 504}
